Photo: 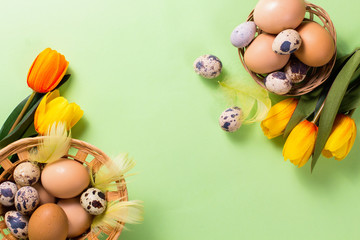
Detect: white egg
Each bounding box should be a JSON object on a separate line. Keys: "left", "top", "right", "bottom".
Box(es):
{"left": 230, "top": 21, "right": 257, "bottom": 48}
{"left": 264, "top": 72, "right": 292, "bottom": 95}
{"left": 272, "top": 29, "right": 302, "bottom": 55}
{"left": 219, "top": 107, "right": 243, "bottom": 132}
{"left": 0, "top": 181, "right": 17, "bottom": 206}
{"left": 80, "top": 188, "right": 107, "bottom": 215}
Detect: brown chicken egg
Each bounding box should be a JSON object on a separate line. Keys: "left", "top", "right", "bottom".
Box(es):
{"left": 41, "top": 158, "right": 90, "bottom": 199}
{"left": 254, "top": 0, "right": 306, "bottom": 34}
{"left": 294, "top": 21, "right": 335, "bottom": 67}
{"left": 244, "top": 33, "right": 290, "bottom": 74}
{"left": 28, "top": 203, "right": 68, "bottom": 240}
{"left": 58, "top": 198, "right": 93, "bottom": 238}
{"left": 33, "top": 182, "right": 55, "bottom": 205}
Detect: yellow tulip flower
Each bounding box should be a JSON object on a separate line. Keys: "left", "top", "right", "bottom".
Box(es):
{"left": 322, "top": 114, "right": 357, "bottom": 161}
{"left": 283, "top": 120, "right": 318, "bottom": 168}
{"left": 27, "top": 48, "right": 69, "bottom": 93}
{"left": 34, "top": 90, "right": 83, "bottom": 135}
{"left": 261, "top": 98, "right": 298, "bottom": 139}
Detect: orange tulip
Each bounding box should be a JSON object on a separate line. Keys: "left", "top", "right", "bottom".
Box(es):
{"left": 27, "top": 48, "right": 69, "bottom": 93}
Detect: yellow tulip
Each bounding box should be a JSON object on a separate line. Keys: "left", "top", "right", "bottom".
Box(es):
{"left": 27, "top": 48, "right": 69, "bottom": 93}
{"left": 322, "top": 114, "right": 357, "bottom": 161}
{"left": 283, "top": 120, "right": 318, "bottom": 168}
{"left": 261, "top": 98, "right": 298, "bottom": 139}
{"left": 34, "top": 90, "right": 83, "bottom": 135}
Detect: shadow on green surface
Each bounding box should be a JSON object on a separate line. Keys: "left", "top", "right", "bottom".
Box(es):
{"left": 225, "top": 123, "right": 255, "bottom": 144}
{"left": 197, "top": 68, "right": 228, "bottom": 91}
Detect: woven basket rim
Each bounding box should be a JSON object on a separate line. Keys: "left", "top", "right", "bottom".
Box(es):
{"left": 0, "top": 137, "right": 128, "bottom": 240}
{"left": 238, "top": 2, "right": 337, "bottom": 96}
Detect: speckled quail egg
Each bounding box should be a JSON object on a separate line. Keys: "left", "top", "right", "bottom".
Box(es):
{"left": 15, "top": 186, "right": 39, "bottom": 215}
{"left": 264, "top": 72, "right": 292, "bottom": 95}
{"left": 5, "top": 211, "right": 29, "bottom": 238}
{"left": 219, "top": 107, "right": 243, "bottom": 132}
{"left": 0, "top": 181, "right": 18, "bottom": 206}
{"left": 80, "top": 188, "right": 107, "bottom": 215}
{"left": 230, "top": 21, "right": 257, "bottom": 48}
{"left": 193, "top": 55, "right": 222, "bottom": 79}
{"left": 272, "top": 29, "right": 302, "bottom": 55}
{"left": 284, "top": 57, "right": 310, "bottom": 83}
{"left": 14, "top": 162, "right": 40, "bottom": 186}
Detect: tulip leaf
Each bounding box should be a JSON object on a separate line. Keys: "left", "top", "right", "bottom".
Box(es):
{"left": 0, "top": 93, "right": 44, "bottom": 149}
{"left": 284, "top": 87, "right": 322, "bottom": 138}
{"left": 0, "top": 93, "right": 43, "bottom": 141}
{"left": 339, "top": 67, "right": 360, "bottom": 112}
{"left": 312, "top": 50, "right": 360, "bottom": 172}
{"left": 55, "top": 74, "right": 71, "bottom": 90}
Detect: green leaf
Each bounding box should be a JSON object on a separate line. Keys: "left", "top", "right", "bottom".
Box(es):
{"left": 284, "top": 87, "right": 322, "bottom": 138}
{"left": 0, "top": 93, "right": 43, "bottom": 141}
{"left": 312, "top": 50, "right": 360, "bottom": 171}
{"left": 0, "top": 93, "right": 44, "bottom": 149}
{"left": 55, "top": 74, "right": 71, "bottom": 90}
{"left": 339, "top": 67, "right": 360, "bottom": 112}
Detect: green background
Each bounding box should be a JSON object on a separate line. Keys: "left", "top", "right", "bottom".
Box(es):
{"left": 0, "top": 0, "right": 360, "bottom": 239}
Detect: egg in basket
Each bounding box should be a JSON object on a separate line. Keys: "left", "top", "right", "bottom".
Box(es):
{"left": 231, "top": 0, "right": 336, "bottom": 96}
{"left": 0, "top": 124, "right": 142, "bottom": 240}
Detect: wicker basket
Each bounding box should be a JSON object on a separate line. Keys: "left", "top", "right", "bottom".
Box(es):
{"left": 0, "top": 137, "right": 128, "bottom": 240}
{"left": 238, "top": 2, "right": 337, "bottom": 96}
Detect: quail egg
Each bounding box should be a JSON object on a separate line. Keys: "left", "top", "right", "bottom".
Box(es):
{"left": 14, "top": 162, "right": 40, "bottom": 186}
{"left": 193, "top": 55, "right": 222, "bottom": 79}
{"left": 230, "top": 21, "right": 257, "bottom": 48}
{"left": 272, "top": 29, "right": 302, "bottom": 55}
{"left": 0, "top": 181, "right": 18, "bottom": 206}
{"left": 219, "top": 107, "right": 243, "bottom": 132}
{"left": 264, "top": 72, "right": 292, "bottom": 95}
{"left": 284, "top": 57, "right": 310, "bottom": 83}
{"left": 5, "top": 211, "right": 29, "bottom": 238}
{"left": 15, "top": 186, "right": 39, "bottom": 215}
{"left": 80, "top": 188, "right": 107, "bottom": 215}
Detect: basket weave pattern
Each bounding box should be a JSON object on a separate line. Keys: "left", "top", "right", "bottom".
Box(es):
{"left": 238, "top": 2, "right": 337, "bottom": 96}
{"left": 0, "top": 137, "right": 128, "bottom": 240}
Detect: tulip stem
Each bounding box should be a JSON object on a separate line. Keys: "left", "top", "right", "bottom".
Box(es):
{"left": 9, "top": 91, "right": 36, "bottom": 133}
{"left": 312, "top": 102, "right": 325, "bottom": 124}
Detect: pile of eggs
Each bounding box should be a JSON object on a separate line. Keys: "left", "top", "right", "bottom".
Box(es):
{"left": 231, "top": 0, "right": 335, "bottom": 95}
{"left": 0, "top": 159, "right": 107, "bottom": 239}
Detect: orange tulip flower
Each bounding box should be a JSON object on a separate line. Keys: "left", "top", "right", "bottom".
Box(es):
{"left": 27, "top": 48, "right": 69, "bottom": 93}
{"left": 9, "top": 48, "right": 69, "bottom": 133}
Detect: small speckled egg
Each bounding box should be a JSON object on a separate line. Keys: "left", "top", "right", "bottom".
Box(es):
{"left": 272, "top": 29, "right": 302, "bottom": 55}
{"left": 80, "top": 188, "right": 107, "bottom": 215}
{"left": 0, "top": 181, "right": 18, "bottom": 206}
{"left": 284, "top": 57, "right": 310, "bottom": 83}
{"left": 264, "top": 72, "right": 292, "bottom": 95}
{"left": 219, "top": 107, "right": 243, "bottom": 132}
{"left": 14, "top": 162, "right": 40, "bottom": 186}
{"left": 193, "top": 55, "right": 222, "bottom": 79}
{"left": 5, "top": 211, "right": 29, "bottom": 238}
{"left": 15, "top": 186, "right": 39, "bottom": 215}
{"left": 230, "top": 21, "right": 257, "bottom": 48}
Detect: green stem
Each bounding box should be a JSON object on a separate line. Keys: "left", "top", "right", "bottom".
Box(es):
{"left": 9, "top": 91, "right": 36, "bottom": 133}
